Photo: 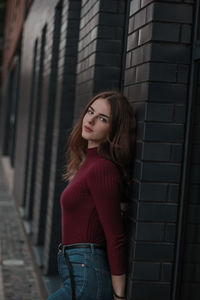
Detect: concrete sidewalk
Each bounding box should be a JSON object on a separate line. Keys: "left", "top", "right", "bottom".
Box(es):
{"left": 0, "top": 160, "right": 42, "bottom": 300}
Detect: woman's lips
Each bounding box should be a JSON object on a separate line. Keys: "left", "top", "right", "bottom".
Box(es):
{"left": 84, "top": 125, "right": 93, "bottom": 132}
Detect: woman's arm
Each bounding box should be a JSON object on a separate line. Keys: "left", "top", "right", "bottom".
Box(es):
{"left": 87, "top": 160, "right": 128, "bottom": 288}
{"left": 112, "top": 274, "right": 126, "bottom": 300}
{"left": 87, "top": 160, "right": 127, "bottom": 273}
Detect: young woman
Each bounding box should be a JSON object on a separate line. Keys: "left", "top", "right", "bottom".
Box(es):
{"left": 47, "top": 90, "right": 136, "bottom": 300}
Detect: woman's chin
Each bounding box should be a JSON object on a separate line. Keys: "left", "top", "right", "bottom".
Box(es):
{"left": 81, "top": 132, "right": 89, "bottom": 140}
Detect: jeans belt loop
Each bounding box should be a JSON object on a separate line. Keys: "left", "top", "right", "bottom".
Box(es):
{"left": 91, "top": 243, "right": 95, "bottom": 254}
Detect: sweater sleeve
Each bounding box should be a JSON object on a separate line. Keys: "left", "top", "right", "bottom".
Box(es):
{"left": 87, "top": 159, "right": 127, "bottom": 275}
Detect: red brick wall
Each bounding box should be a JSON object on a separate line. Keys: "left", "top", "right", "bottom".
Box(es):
{"left": 2, "top": 0, "right": 26, "bottom": 79}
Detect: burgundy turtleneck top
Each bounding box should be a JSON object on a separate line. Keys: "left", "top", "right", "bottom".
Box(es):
{"left": 60, "top": 147, "right": 127, "bottom": 275}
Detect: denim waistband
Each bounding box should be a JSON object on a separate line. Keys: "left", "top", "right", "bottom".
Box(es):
{"left": 58, "top": 243, "right": 106, "bottom": 254}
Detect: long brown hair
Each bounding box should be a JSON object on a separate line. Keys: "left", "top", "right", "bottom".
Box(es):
{"left": 63, "top": 90, "right": 136, "bottom": 186}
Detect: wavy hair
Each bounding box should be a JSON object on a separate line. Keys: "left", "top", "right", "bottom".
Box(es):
{"left": 63, "top": 90, "right": 136, "bottom": 187}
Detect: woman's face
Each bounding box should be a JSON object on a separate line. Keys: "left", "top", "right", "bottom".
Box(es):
{"left": 82, "top": 98, "right": 111, "bottom": 148}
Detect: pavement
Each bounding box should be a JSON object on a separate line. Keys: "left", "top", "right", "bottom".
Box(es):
{"left": 0, "top": 159, "right": 43, "bottom": 300}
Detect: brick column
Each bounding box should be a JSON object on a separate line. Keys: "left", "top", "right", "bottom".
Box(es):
{"left": 32, "top": 0, "right": 63, "bottom": 247}
{"left": 43, "top": 0, "right": 81, "bottom": 275}
{"left": 74, "top": 0, "right": 126, "bottom": 120}
{"left": 24, "top": 25, "right": 47, "bottom": 221}
{"left": 124, "top": 1, "right": 194, "bottom": 299}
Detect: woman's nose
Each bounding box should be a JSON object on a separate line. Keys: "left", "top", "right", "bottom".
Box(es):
{"left": 89, "top": 115, "right": 96, "bottom": 124}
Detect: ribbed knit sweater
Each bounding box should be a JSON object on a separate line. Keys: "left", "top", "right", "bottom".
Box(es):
{"left": 60, "top": 147, "right": 127, "bottom": 275}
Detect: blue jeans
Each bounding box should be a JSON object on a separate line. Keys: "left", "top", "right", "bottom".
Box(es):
{"left": 46, "top": 243, "right": 113, "bottom": 300}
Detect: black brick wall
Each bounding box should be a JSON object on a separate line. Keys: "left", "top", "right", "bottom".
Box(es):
{"left": 22, "top": 39, "right": 38, "bottom": 210}
{"left": 179, "top": 62, "right": 200, "bottom": 299}
{"left": 124, "top": 0, "right": 194, "bottom": 299}
{"left": 24, "top": 24, "right": 47, "bottom": 221}
{"left": 74, "top": 0, "right": 126, "bottom": 120}
{"left": 32, "top": 0, "right": 63, "bottom": 247}
{"left": 43, "top": 0, "right": 81, "bottom": 275}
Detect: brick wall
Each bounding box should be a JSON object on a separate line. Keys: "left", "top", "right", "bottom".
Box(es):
{"left": 74, "top": 0, "right": 126, "bottom": 120}
{"left": 32, "top": 0, "right": 63, "bottom": 246}
{"left": 13, "top": 0, "right": 81, "bottom": 274}
{"left": 43, "top": 0, "right": 81, "bottom": 274}
{"left": 13, "top": 0, "right": 58, "bottom": 207}
{"left": 1, "top": 0, "right": 26, "bottom": 79}
{"left": 179, "top": 62, "right": 200, "bottom": 300}
{"left": 24, "top": 24, "right": 47, "bottom": 220}
{"left": 124, "top": 0, "right": 194, "bottom": 299}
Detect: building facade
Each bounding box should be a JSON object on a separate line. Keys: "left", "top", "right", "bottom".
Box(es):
{"left": 0, "top": 1, "right": 6, "bottom": 83}
{"left": 0, "top": 0, "right": 200, "bottom": 299}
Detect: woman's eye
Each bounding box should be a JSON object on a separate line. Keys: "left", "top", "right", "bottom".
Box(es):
{"left": 88, "top": 109, "right": 93, "bottom": 115}
{"left": 99, "top": 116, "right": 107, "bottom": 123}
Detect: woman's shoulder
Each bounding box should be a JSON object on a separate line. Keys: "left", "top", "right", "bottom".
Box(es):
{"left": 89, "top": 156, "right": 121, "bottom": 178}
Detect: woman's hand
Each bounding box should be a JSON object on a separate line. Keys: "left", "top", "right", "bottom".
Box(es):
{"left": 112, "top": 274, "right": 126, "bottom": 300}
